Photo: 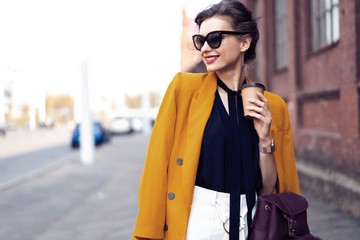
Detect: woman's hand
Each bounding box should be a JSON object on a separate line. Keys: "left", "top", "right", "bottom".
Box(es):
{"left": 246, "top": 91, "right": 272, "bottom": 143}
{"left": 247, "top": 91, "right": 277, "bottom": 194}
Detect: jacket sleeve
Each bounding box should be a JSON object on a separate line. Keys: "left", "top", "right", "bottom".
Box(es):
{"left": 133, "top": 75, "right": 179, "bottom": 239}
{"left": 270, "top": 95, "right": 301, "bottom": 194}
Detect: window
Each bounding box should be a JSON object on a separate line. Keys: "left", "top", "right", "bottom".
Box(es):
{"left": 275, "top": 0, "right": 288, "bottom": 70}
{"left": 311, "top": 0, "right": 340, "bottom": 51}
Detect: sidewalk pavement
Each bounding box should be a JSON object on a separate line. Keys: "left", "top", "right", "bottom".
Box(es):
{"left": 0, "top": 133, "right": 359, "bottom": 240}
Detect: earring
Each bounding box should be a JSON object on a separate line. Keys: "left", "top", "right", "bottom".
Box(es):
{"left": 241, "top": 52, "right": 245, "bottom": 67}
{"left": 240, "top": 52, "right": 246, "bottom": 83}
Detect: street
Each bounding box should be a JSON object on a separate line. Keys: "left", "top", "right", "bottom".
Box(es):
{"left": 0, "top": 132, "right": 146, "bottom": 240}
{"left": 0, "top": 129, "right": 76, "bottom": 190}
{"left": 0, "top": 128, "right": 71, "bottom": 159}
{"left": 0, "top": 130, "right": 359, "bottom": 239}
{"left": 0, "top": 145, "right": 77, "bottom": 189}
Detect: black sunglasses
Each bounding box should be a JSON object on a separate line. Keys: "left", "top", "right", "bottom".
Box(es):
{"left": 192, "top": 30, "right": 245, "bottom": 51}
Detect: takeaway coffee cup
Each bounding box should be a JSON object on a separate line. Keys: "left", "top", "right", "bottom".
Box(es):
{"left": 241, "top": 82, "right": 266, "bottom": 119}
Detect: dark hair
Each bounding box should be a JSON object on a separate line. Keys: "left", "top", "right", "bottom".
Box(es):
{"left": 194, "top": 0, "right": 259, "bottom": 63}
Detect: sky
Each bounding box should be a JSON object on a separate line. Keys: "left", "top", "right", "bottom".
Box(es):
{"left": 0, "top": 0, "right": 219, "bottom": 109}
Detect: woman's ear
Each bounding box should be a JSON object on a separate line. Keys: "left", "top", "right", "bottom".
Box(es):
{"left": 240, "top": 35, "right": 252, "bottom": 52}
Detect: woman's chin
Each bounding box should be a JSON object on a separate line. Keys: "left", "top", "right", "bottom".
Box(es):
{"left": 205, "top": 65, "right": 218, "bottom": 72}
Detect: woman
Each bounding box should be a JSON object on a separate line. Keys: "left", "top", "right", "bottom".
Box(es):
{"left": 133, "top": 0, "right": 300, "bottom": 239}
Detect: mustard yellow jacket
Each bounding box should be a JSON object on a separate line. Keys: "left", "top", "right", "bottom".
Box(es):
{"left": 132, "top": 72, "right": 300, "bottom": 240}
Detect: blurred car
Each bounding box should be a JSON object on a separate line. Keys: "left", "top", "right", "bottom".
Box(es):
{"left": 131, "top": 117, "right": 143, "bottom": 132}
{"left": 0, "top": 124, "right": 5, "bottom": 135}
{"left": 71, "top": 121, "right": 111, "bottom": 148}
{"left": 109, "top": 117, "right": 133, "bottom": 135}
{"left": 38, "top": 118, "right": 55, "bottom": 129}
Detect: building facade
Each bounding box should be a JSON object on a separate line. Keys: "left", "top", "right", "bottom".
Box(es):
{"left": 181, "top": 0, "right": 360, "bottom": 218}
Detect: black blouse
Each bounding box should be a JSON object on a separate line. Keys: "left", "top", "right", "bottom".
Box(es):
{"left": 195, "top": 78, "right": 263, "bottom": 239}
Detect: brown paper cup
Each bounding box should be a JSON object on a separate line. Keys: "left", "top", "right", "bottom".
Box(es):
{"left": 241, "top": 82, "right": 265, "bottom": 119}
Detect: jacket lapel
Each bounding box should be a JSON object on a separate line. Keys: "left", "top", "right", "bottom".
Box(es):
{"left": 182, "top": 72, "right": 217, "bottom": 206}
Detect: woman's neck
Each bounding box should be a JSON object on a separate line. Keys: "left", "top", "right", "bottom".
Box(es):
{"left": 216, "top": 70, "right": 245, "bottom": 91}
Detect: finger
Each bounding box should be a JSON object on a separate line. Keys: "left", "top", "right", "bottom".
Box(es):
{"left": 246, "top": 104, "right": 272, "bottom": 118}
{"left": 248, "top": 98, "right": 266, "bottom": 108}
{"left": 256, "top": 91, "right": 269, "bottom": 107}
{"left": 248, "top": 111, "right": 272, "bottom": 124}
{"left": 248, "top": 111, "right": 264, "bottom": 120}
{"left": 246, "top": 105, "right": 265, "bottom": 116}
{"left": 256, "top": 91, "right": 267, "bottom": 101}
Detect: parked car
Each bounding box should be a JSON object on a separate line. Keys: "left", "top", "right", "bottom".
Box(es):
{"left": 109, "top": 117, "right": 133, "bottom": 135}
{"left": 0, "top": 124, "right": 5, "bottom": 135}
{"left": 71, "top": 121, "right": 111, "bottom": 148}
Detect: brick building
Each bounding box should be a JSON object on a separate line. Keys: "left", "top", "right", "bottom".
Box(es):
{"left": 181, "top": 0, "right": 360, "bottom": 218}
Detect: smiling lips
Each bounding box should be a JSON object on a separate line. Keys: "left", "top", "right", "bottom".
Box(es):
{"left": 204, "top": 55, "right": 219, "bottom": 64}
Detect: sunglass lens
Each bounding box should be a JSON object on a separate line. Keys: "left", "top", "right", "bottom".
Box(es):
{"left": 207, "top": 32, "right": 222, "bottom": 49}
{"left": 193, "top": 35, "right": 204, "bottom": 51}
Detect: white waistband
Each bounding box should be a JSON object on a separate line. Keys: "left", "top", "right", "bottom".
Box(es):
{"left": 191, "top": 185, "right": 257, "bottom": 215}
{"left": 192, "top": 185, "right": 230, "bottom": 205}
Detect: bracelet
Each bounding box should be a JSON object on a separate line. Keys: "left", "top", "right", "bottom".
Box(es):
{"left": 259, "top": 139, "right": 275, "bottom": 154}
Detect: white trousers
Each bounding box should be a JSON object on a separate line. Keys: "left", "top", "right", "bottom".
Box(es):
{"left": 186, "top": 186, "right": 257, "bottom": 240}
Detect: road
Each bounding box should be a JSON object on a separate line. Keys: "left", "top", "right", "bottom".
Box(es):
{"left": 0, "top": 131, "right": 145, "bottom": 240}
{"left": 0, "top": 130, "right": 359, "bottom": 239}
{"left": 0, "top": 129, "right": 76, "bottom": 190}
{"left": 0, "top": 128, "right": 71, "bottom": 159}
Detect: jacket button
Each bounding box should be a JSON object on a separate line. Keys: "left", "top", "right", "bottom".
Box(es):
{"left": 164, "top": 224, "right": 168, "bottom": 231}
{"left": 176, "top": 158, "right": 183, "bottom": 165}
{"left": 168, "top": 192, "right": 175, "bottom": 200}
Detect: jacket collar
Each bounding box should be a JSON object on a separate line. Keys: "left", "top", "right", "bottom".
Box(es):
{"left": 195, "top": 71, "right": 217, "bottom": 103}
